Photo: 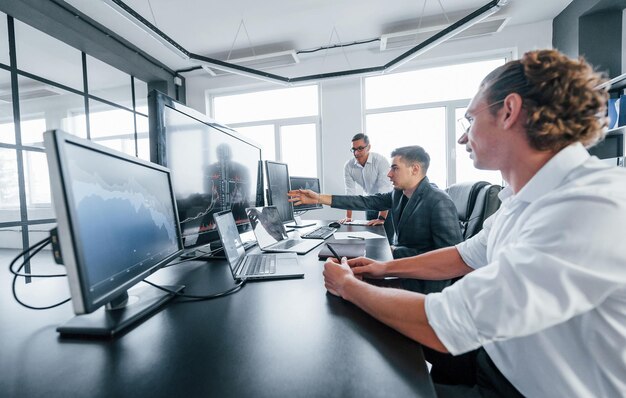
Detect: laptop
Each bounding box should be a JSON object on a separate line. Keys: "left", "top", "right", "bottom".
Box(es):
{"left": 245, "top": 206, "right": 325, "bottom": 254}
{"left": 214, "top": 211, "right": 304, "bottom": 280}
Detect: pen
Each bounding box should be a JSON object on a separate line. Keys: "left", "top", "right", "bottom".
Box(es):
{"left": 347, "top": 235, "right": 365, "bottom": 240}
{"left": 326, "top": 243, "right": 342, "bottom": 260}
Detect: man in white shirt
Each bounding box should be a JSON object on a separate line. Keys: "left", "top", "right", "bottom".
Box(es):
{"left": 322, "top": 49, "right": 626, "bottom": 397}
{"left": 343, "top": 134, "right": 392, "bottom": 230}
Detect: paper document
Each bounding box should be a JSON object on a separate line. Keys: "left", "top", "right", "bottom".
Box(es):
{"left": 334, "top": 231, "right": 386, "bottom": 240}
{"left": 344, "top": 220, "right": 370, "bottom": 226}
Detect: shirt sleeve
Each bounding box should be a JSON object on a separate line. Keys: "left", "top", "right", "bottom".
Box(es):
{"left": 344, "top": 161, "right": 356, "bottom": 195}
{"left": 454, "top": 211, "right": 496, "bottom": 269}
{"left": 426, "top": 192, "right": 626, "bottom": 355}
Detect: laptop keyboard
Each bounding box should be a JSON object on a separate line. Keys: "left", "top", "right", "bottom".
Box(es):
{"left": 301, "top": 226, "right": 336, "bottom": 240}
{"left": 244, "top": 255, "right": 276, "bottom": 275}
{"left": 270, "top": 239, "right": 300, "bottom": 250}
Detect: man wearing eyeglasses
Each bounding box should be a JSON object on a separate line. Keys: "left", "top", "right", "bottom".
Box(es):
{"left": 322, "top": 50, "right": 626, "bottom": 397}
{"left": 343, "top": 134, "right": 393, "bottom": 239}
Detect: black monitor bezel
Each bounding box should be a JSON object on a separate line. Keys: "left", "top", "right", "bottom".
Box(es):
{"left": 44, "top": 129, "right": 184, "bottom": 315}
{"left": 587, "top": 128, "right": 625, "bottom": 160}
{"left": 289, "top": 176, "right": 323, "bottom": 211}
{"left": 265, "top": 160, "right": 295, "bottom": 223}
{"left": 148, "top": 90, "right": 264, "bottom": 249}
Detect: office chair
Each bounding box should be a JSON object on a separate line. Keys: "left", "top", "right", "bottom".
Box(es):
{"left": 445, "top": 181, "right": 502, "bottom": 240}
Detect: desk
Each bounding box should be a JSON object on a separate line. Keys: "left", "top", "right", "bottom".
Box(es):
{"left": 0, "top": 222, "right": 435, "bottom": 397}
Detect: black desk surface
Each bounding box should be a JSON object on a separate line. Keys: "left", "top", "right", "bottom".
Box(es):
{"left": 0, "top": 222, "right": 435, "bottom": 397}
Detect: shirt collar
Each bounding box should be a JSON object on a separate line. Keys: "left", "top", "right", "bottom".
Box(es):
{"left": 512, "top": 142, "right": 590, "bottom": 203}
{"left": 352, "top": 153, "right": 373, "bottom": 168}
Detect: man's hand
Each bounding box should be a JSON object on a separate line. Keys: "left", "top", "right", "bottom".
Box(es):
{"left": 323, "top": 257, "right": 357, "bottom": 298}
{"left": 287, "top": 189, "right": 319, "bottom": 206}
{"left": 366, "top": 219, "right": 385, "bottom": 226}
{"left": 338, "top": 217, "right": 352, "bottom": 224}
{"left": 346, "top": 257, "right": 388, "bottom": 279}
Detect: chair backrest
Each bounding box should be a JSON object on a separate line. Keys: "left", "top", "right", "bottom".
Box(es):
{"left": 445, "top": 181, "right": 502, "bottom": 240}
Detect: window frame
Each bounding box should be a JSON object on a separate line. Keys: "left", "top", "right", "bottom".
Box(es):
{"left": 209, "top": 85, "right": 322, "bottom": 179}
{"left": 362, "top": 53, "right": 511, "bottom": 187}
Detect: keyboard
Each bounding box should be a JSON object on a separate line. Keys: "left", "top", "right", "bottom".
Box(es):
{"left": 301, "top": 226, "right": 336, "bottom": 240}
{"left": 243, "top": 255, "right": 276, "bottom": 275}
{"left": 270, "top": 239, "right": 300, "bottom": 250}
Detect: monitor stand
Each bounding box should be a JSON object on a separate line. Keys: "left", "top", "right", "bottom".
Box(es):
{"left": 286, "top": 215, "right": 315, "bottom": 228}
{"left": 180, "top": 242, "right": 226, "bottom": 260}
{"left": 57, "top": 284, "right": 184, "bottom": 338}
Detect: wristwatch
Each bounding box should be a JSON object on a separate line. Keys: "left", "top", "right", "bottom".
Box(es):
{"left": 377, "top": 215, "right": 386, "bottom": 221}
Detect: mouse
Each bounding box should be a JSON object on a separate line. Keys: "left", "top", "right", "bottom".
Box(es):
{"left": 328, "top": 221, "right": 341, "bottom": 229}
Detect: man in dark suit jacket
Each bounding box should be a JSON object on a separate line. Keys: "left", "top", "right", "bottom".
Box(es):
{"left": 289, "top": 145, "right": 462, "bottom": 294}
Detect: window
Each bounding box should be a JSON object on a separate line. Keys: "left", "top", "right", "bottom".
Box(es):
{"left": 237, "top": 125, "right": 275, "bottom": 161}
{"left": 366, "top": 107, "right": 447, "bottom": 187}
{"left": 280, "top": 123, "right": 317, "bottom": 177}
{"left": 365, "top": 59, "right": 506, "bottom": 109}
{"left": 214, "top": 86, "right": 318, "bottom": 124}
{"left": 365, "top": 57, "right": 506, "bottom": 187}
{"left": 89, "top": 100, "right": 136, "bottom": 156}
{"left": 14, "top": 20, "right": 83, "bottom": 91}
{"left": 454, "top": 107, "right": 502, "bottom": 185}
{"left": 0, "top": 12, "right": 9, "bottom": 65}
{"left": 0, "top": 14, "right": 154, "bottom": 255}
{"left": 212, "top": 85, "right": 320, "bottom": 177}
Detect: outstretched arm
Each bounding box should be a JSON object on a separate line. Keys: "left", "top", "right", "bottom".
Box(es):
{"left": 324, "top": 259, "right": 447, "bottom": 352}
{"left": 288, "top": 189, "right": 331, "bottom": 206}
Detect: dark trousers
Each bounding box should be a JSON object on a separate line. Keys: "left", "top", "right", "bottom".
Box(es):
{"left": 365, "top": 210, "right": 394, "bottom": 244}
{"left": 423, "top": 347, "right": 524, "bottom": 398}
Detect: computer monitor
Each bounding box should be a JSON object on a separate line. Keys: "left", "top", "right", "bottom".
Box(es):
{"left": 265, "top": 161, "right": 294, "bottom": 224}
{"left": 44, "top": 129, "right": 184, "bottom": 337}
{"left": 149, "top": 90, "right": 264, "bottom": 252}
{"left": 289, "top": 176, "right": 322, "bottom": 211}
{"left": 588, "top": 128, "right": 625, "bottom": 164}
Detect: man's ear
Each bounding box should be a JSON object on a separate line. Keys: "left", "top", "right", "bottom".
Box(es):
{"left": 502, "top": 93, "right": 523, "bottom": 129}
{"left": 412, "top": 162, "right": 421, "bottom": 175}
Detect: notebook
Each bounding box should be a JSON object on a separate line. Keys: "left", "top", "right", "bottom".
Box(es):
{"left": 214, "top": 211, "right": 303, "bottom": 280}
{"left": 318, "top": 240, "right": 366, "bottom": 260}
{"left": 245, "top": 206, "right": 324, "bottom": 254}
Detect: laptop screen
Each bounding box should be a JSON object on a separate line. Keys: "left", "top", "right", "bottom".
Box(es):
{"left": 245, "top": 206, "right": 288, "bottom": 248}
{"left": 213, "top": 211, "right": 246, "bottom": 275}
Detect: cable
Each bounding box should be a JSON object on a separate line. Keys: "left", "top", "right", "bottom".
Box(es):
{"left": 10, "top": 237, "right": 71, "bottom": 310}
{"left": 297, "top": 38, "right": 380, "bottom": 55}
{"left": 142, "top": 278, "right": 246, "bottom": 301}
{"left": 8, "top": 237, "right": 67, "bottom": 278}
{"left": 161, "top": 246, "right": 226, "bottom": 269}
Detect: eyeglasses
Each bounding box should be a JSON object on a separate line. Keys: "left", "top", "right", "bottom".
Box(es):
{"left": 457, "top": 100, "right": 505, "bottom": 134}
{"left": 350, "top": 145, "right": 369, "bottom": 153}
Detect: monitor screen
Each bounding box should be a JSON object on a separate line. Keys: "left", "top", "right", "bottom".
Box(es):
{"left": 149, "top": 91, "right": 263, "bottom": 249}
{"left": 588, "top": 129, "right": 625, "bottom": 160}
{"left": 289, "top": 176, "right": 322, "bottom": 211}
{"left": 265, "top": 161, "right": 294, "bottom": 223}
{"left": 44, "top": 130, "right": 183, "bottom": 316}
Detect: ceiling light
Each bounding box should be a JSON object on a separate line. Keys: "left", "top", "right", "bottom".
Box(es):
{"left": 101, "top": 0, "right": 190, "bottom": 60}
{"left": 380, "top": 17, "right": 509, "bottom": 51}
{"left": 384, "top": 0, "right": 506, "bottom": 73}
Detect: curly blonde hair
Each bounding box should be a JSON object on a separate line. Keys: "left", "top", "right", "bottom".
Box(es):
{"left": 480, "top": 49, "right": 609, "bottom": 151}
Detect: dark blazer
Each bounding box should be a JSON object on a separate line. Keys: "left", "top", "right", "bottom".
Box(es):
{"left": 331, "top": 177, "right": 462, "bottom": 293}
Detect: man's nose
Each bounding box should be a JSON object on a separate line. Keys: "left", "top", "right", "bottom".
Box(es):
{"left": 457, "top": 131, "right": 468, "bottom": 144}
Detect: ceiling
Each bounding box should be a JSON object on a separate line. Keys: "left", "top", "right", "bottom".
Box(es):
{"left": 61, "top": 0, "right": 574, "bottom": 80}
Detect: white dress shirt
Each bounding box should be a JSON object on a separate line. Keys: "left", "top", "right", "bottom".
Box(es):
{"left": 344, "top": 152, "right": 392, "bottom": 195}
{"left": 425, "top": 143, "right": 626, "bottom": 397}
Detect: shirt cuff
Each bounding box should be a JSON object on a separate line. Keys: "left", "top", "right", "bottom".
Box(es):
{"left": 425, "top": 286, "right": 483, "bottom": 355}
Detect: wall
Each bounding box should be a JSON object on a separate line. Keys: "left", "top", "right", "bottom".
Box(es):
{"left": 184, "top": 19, "right": 552, "bottom": 220}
